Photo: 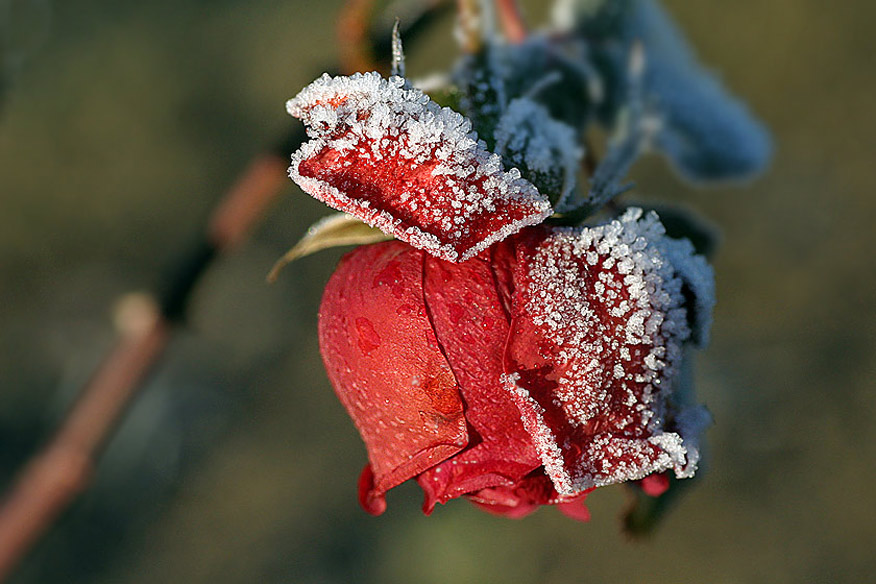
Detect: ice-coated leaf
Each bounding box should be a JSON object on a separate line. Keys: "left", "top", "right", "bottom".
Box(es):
{"left": 645, "top": 58, "right": 772, "bottom": 181}
{"left": 456, "top": 36, "right": 601, "bottom": 135}
{"left": 494, "top": 98, "right": 583, "bottom": 211}
{"left": 454, "top": 47, "right": 509, "bottom": 151}
{"left": 577, "top": 44, "right": 650, "bottom": 217}
{"left": 287, "top": 72, "right": 552, "bottom": 262}
{"left": 621, "top": 0, "right": 771, "bottom": 181}
{"left": 503, "top": 209, "right": 709, "bottom": 495}
{"left": 267, "top": 213, "right": 392, "bottom": 282}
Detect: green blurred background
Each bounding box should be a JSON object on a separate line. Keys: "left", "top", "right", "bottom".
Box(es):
{"left": 1, "top": 0, "right": 874, "bottom": 582}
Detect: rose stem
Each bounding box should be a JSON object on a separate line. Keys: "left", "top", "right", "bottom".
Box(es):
{"left": 0, "top": 147, "right": 295, "bottom": 583}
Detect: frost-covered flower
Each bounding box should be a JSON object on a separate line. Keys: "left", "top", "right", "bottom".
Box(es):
{"left": 318, "top": 210, "right": 713, "bottom": 518}
{"left": 286, "top": 72, "right": 714, "bottom": 519}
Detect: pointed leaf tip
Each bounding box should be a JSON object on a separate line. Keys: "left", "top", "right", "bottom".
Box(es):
{"left": 267, "top": 213, "right": 391, "bottom": 282}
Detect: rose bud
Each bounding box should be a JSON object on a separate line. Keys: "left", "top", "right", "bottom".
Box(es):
{"left": 318, "top": 209, "right": 714, "bottom": 519}
{"left": 287, "top": 73, "right": 713, "bottom": 519}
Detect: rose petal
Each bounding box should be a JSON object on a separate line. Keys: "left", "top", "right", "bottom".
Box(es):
{"left": 287, "top": 73, "right": 552, "bottom": 262}
{"left": 467, "top": 472, "right": 592, "bottom": 519}
{"left": 557, "top": 499, "right": 592, "bottom": 522}
{"left": 639, "top": 472, "right": 671, "bottom": 497}
{"left": 319, "top": 241, "right": 468, "bottom": 514}
{"left": 504, "top": 210, "right": 696, "bottom": 496}
{"left": 417, "top": 252, "right": 541, "bottom": 513}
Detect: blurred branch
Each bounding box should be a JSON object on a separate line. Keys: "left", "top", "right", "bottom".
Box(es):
{"left": 338, "top": 0, "right": 379, "bottom": 73}
{"left": 0, "top": 296, "right": 170, "bottom": 582}
{"left": 495, "top": 0, "right": 527, "bottom": 43}
{"left": 0, "top": 4, "right": 450, "bottom": 578}
{"left": 0, "top": 143, "right": 300, "bottom": 583}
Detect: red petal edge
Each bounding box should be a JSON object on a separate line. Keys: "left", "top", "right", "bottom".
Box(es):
{"left": 467, "top": 472, "right": 593, "bottom": 520}
{"left": 639, "top": 473, "right": 671, "bottom": 498}
{"left": 417, "top": 251, "right": 541, "bottom": 513}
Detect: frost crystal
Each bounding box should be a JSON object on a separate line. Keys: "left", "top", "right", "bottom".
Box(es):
{"left": 505, "top": 208, "right": 710, "bottom": 494}
{"left": 287, "top": 72, "right": 552, "bottom": 262}
{"left": 494, "top": 98, "right": 583, "bottom": 211}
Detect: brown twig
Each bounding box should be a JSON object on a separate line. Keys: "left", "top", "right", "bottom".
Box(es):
{"left": 0, "top": 296, "right": 170, "bottom": 582}
{"left": 0, "top": 151, "right": 291, "bottom": 582}
{"left": 208, "top": 154, "right": 291, "bottom": 251}
{"left": 495, "top": 0, "right": 527, "bottom": 44}
{"left": 338, "top": 0, "right": 379, "bottom": 73}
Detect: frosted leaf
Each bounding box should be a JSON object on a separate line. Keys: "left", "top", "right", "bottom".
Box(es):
{"left": 494, "top": 98, "right": 583, "bottom": 212}
{"left": 287, "top": 72, "right": 552, "bottom": 262}
{"left": 592, "top": 0, "right": 771, "bottom": 181}
{"left": 456, "top": 36, "right": 600, "bottom": 136}
{"left": 504, "top": 208, "right": 707, "bottom": 495}
{"left": 454, "top": 47, "right": 509, "bottom": 151}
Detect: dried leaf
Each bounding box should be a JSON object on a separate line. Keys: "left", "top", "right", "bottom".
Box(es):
{"left": 267, "top": 213, "right": 392, "bottom": 282}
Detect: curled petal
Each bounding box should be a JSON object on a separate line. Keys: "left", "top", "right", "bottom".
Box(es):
{"left": 319, "top": 241, "right": 468, "bottom": 513}
{"left": 504, "top": 209, "right": 705, "bottom": 496}
{"left": 287, "top": 73, "right": 552, "bottom": 262}
{"left": 467, "top": 472, "right": 592, "bottom": 520}
{"left": 639, "top": 472, "right": 671, "bottom": 497}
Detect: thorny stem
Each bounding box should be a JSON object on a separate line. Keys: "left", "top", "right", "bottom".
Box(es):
{"left": 495, "top": 0, "right": 527, "bottom": 43}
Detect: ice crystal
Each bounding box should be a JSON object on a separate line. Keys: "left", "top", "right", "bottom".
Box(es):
{"left": 494, "top": 98, "right": 583, "bottom": 211}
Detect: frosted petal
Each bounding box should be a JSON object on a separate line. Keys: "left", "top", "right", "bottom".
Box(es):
{"left": 504, "top": 209, "right": 705, "bottom": 495}
{"left": 654, "top": 235, "right": 716, "bottom": 347}
{"left": 287, "top": 72, "right": 552, "bottom": 262}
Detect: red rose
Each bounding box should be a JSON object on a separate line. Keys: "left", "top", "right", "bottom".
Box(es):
{"left": 319, "top": 210, "right": 711, "bottom": 519}
{"left": 288, "top": 73, "right": 714, "bottom": 519}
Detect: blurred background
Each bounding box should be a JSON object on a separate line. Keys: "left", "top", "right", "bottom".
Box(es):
{"left": 1, "top": 0, "right": 874, "bottom": 582}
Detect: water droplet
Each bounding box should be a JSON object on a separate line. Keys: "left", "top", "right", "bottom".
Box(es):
{"left": 355, "top": 317, "right": 382, "bottom": 354}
